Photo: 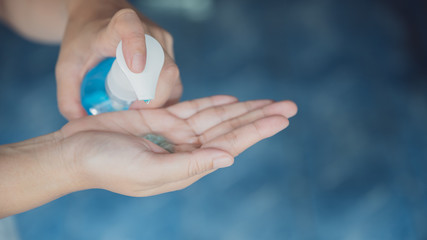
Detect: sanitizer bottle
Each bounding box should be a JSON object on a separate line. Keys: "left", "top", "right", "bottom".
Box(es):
{"left": 81, "top": 34, "right": 165, "bottom": 115}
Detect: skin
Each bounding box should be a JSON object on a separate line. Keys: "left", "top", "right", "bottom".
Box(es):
{"left": 0, "top": 0, "right": 182, "bottom": 120}
{"left": 0, "top": 96, "right": 298, "bottom": 218}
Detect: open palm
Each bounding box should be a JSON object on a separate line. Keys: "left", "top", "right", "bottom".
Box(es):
{"left": 60, "top": 95, "right": 297, "bottom": 197}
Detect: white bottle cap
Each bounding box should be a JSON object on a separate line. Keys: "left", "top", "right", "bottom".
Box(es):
{"left": 106, "top": 34, "right": 165, "bottom": 105}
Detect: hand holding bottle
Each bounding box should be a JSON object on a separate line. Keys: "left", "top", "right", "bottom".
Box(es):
{"left": 56, "top": 1, "right": 182, "bottom": 120}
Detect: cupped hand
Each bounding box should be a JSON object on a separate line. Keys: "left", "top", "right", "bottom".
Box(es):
{"left": 56, "top": 4, "right": 181, "bottom": 120}
{"left": 59, "top": 96, "right": 297, "bottom": 197}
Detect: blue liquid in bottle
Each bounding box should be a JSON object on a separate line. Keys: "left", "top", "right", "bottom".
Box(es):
{"left": 81, "top": 58, "right": 129, "bottom": 115}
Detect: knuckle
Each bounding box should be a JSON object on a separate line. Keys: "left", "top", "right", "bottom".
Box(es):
{"left": 213, "top": 106, "right": 226, "bottom": 121}
{"left": 162, "top": 62, "right": 180, "bottom": 80}
{"left": 111, "top": 9, "right": 145, "bottom": 35}
{"left": 225, "top": 131, "right": 239, "bottom": 154}
{"left": 58, "top": 103, "right": 74, "bottom": 119}
{"left": 252, "top": 121, "right": 264, "bottom": 139}
{"left": 164, "top": 31, "right": 174, "bottom": 44}
{"left": 244, "top": 101, "right": 252, "bottom": 111}
{"left": 187, "top": 155, "right": 202, "bottom": 177}
{"left": 186, "top": 117, "right": 200, "bottom": 134}
{"left": 55, "top": 63, "right": 64, "bottom": 78}
{"left": 190, "top": 98, "right": 201, "bottom": 112}
{"left": 55, "top": 63, "right": 77, "bottom": 81}
{"left": 229, "top": 117, "right": 241, "bottom": 129}
{"left": 127, "top": 30, "right": 146, "bottom": 40}
{"left": 198, "top": 133, "right": 207, "bottom": 145}
{"left": 113, "top": 8, "right": 138, "bottom": 22}
{"left": 57, "top": 95, "right": 82, "bottom": 120}
{"left": 173, "top": 82, "right": 183, "bottom": 99}
{"left": 55, "top": 58, "right": 69, "bottom": 77}
{"left": 260, "top": 106, "right": 267, "bottom": 118}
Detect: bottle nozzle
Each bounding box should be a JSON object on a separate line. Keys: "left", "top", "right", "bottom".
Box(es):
{"left": 106, "top": 35, "right": 165, "bottom": 105}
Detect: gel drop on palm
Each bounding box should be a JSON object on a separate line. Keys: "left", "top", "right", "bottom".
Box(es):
{"left": 81, "top": 34, "right": 164, "bottom": 115}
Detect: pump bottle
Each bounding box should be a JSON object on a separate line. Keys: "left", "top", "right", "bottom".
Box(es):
{"left": 81, "top": 34, "right": 164, "bottom": 115}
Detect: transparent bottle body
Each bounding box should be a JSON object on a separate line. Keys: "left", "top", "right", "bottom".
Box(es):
{"left": 81, "top": 58, "right": 130, "bottom": 115}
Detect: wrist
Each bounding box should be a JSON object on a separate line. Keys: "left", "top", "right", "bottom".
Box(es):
{"left": 12, "top": 131, "right": 87, "bottom": 193}
{"left": 54, "top": 130, "right": 93, "bottom": 192}
{"left": 23, "top": 131, "right": 86, "bottom": 194}
{"left": 0, "top": 132, "right": 85, "bottom": 217}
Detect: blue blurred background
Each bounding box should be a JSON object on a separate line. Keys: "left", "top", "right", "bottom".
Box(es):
{"left": 1, "top": 0, "right": 426, "bottom": 239}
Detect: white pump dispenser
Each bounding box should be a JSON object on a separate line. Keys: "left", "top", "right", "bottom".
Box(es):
{"left": 106, "top": 34, "right": 165, "bottom": 109}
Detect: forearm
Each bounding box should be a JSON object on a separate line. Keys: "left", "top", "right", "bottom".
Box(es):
{"left": 0, "top": 132, "right": 81, "bottom": 218}
{"left": 66, "top": 0, "right": 132, "bottom": 22}
{"left": 0, "top": 0, "right": 68, "bottom": 43}
{"left": 0, "top": 0, "right": 132, "bottom": 44}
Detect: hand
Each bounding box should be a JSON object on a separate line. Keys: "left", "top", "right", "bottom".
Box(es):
{"left": 0, "top": 95, "right": 296, "bottom": 217}
{"left": 60, "top": 96, "right": 298, "bottom": 197}
{"left": 56, "top": 1, "right": 182, "bottom": 120}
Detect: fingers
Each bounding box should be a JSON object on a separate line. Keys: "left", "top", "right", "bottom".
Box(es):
{"left": 148, "top": 148, "right": 233, "bottom": 183}
{"left": 199, "top": 100, "right": 297, "bottom": 143}
{"left": 202, "top": 116, "right": 290, "bottom": 157}
{"left": 166, "top": 95, "right": 239, "bottom": 119}
{"left": 110, "top": 9, "right": 147, "bottom": 73}
{"left": 130, "top": 109, "right": 293, "bottom": 197}
{"left": 55, "top": 60, "right": 88, "bottom": 120}
{"left": 187, "top": 100, "right": 273, "bottom": 135}
{"left": 129, "top": 53, "right": 181, "bottom": 109}
{"left": 164, "top": 81, "right": 183, "bottom": 107}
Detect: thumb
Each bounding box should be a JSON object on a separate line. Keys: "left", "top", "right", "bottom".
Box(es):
{"left": 150, "top": 148, "right": 234, "bottom": 183}
{"left": 109, "top": 9, "right": 147, "bottom": 73}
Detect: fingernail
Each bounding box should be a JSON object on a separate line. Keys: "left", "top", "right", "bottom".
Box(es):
{"left": 131, "top": 53, "right": 144, "bottom": 73}
{"left": 213, "top": 156, "right": 234, "bottom": 169}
